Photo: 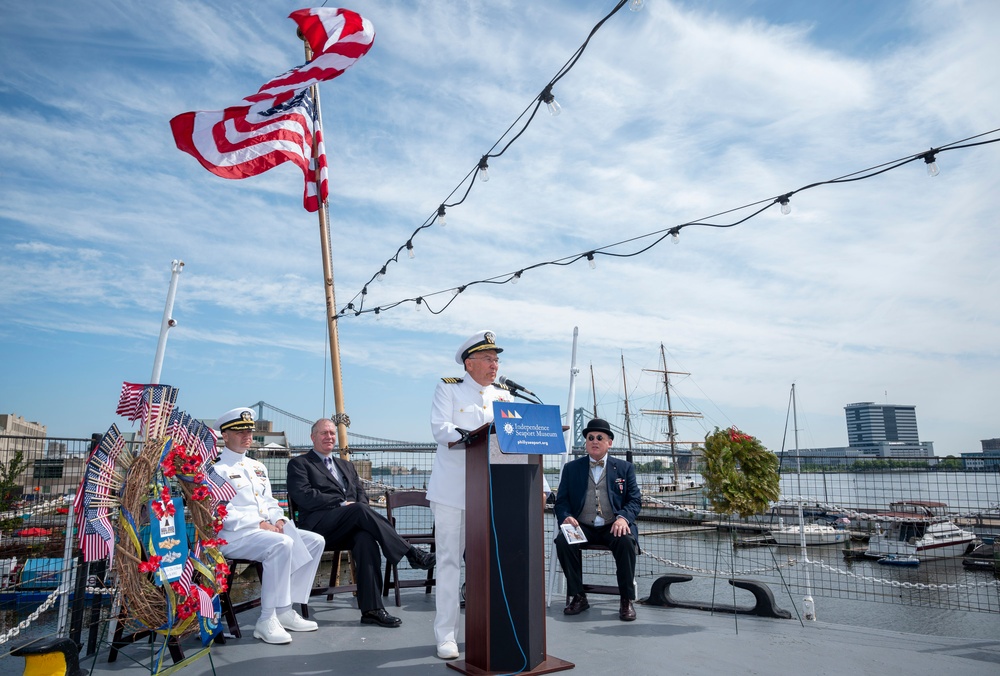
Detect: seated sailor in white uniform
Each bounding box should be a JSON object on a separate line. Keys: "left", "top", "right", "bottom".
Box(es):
{"left": 212, "top": 407, "right": 326, "bottom": 645}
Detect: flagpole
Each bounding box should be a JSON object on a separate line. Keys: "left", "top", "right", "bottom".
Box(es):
{"left": 303, "top": 37, "right": 350, "bottom": 459}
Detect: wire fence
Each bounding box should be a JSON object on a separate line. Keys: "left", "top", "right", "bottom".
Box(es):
{"left": 2, "top": 439, "right": 998, "bottom": 661}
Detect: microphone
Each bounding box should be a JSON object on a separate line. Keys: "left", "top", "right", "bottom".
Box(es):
{"left": 499, "top": 375, "right": 537, "bottom": 397}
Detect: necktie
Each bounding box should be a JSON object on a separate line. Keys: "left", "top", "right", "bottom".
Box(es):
{"left": 325, "top": 457, "right": 341, "bottom": 486}
{"left": 590, "top": 459, "right": 605, "bottom": 469}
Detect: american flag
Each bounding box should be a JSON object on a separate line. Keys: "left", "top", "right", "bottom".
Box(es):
{"left": 177, "top": 556, "right": 194, "bottom": 594}
{"left": 76, "top": 425, "right": 125, "bottom": 563}
{"left": 195, "top": 585, "right": 216, "bottom": 618}
{"left": 205, "top": 466, "right": 237, "bottom": 503}
{"left": 115, "top": 382, "right": 145, "bottom": 417}
{"left": 244, "top": 8, "right": 375, "bottom": 108}
{"left": 170, "top": 7, "right": 373, "bottom": 213}
{"left": 171, "top": 90, "right": 326, "bottom": 212}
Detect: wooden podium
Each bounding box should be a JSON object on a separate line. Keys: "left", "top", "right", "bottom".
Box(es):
{"left": 448, "top": 424, "right": 573, "bottom": 675}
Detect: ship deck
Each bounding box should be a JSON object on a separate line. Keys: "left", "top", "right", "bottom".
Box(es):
{"left": 57, "top": 591, "right": 1000, "bottom": 676}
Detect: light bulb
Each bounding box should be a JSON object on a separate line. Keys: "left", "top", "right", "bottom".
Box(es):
{"left": 361, "top": 286, "right": 368, "bottom": 296}
{"left": 374, "top": 308, "right": 381, "bottom": 321}
{"left": 779, "top": 197, "right": 791, "bottom": 215}
{"left": 436, "top": 205, "right": 447, "bottom": 226}
{"left": 376, "top": 266, "right": 386, "bottom": 282}
{"left": 406, "top": 242, "right": 415, "bottom": 259}
{"left": 924, "top": 153, "right": 939, "bottom": 177}
{"left": 629, "top": 0, "right": 644, "bottom": 11}
{"left": 478, "top": 157, "right": 490, "bottom": 182}
{"left": 541, "top": 87, "right": 561, "bottom": 116}
{"left": 511, "top": 271, "right": 522, "bottom": 285}
{"left": 415, "top": 297, "right": 422, "bottom": 311}
{"left": 671, "top": 231, "right": 680, "bottom": 245}
{"left": 587, "top": 253, "right": 596, "bottom": 269}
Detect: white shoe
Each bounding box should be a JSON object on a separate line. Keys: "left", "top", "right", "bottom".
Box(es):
{"left": 277, "top": 609, "right": 318, "bottom": 632}
{"left": 436, "top": 640, "right": 459, "bottom": 660}
{"left": 253, "top": 616, "right": 292, "bottom": 644}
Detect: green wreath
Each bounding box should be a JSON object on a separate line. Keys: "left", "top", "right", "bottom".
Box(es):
{"left": 702, "top": 426, "right": 780, "bottom": 518}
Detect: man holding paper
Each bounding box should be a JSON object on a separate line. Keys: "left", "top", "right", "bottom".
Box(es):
{"left": 554, "top": 417, "right": 642, "bottom": 621}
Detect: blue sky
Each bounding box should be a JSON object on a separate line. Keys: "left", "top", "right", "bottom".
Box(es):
{"left": 1, "top": 0, "right": 998, "bottom": 455}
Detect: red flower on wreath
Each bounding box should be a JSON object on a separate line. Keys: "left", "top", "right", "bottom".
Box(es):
{"left": 191, "top": 485, "right": 211, "bottom": 501}
{"left": 138, "top": 555, "right": 163, "bottom": 573}
{"left": 728, "top": 427, "right": 752, "bottom": 443}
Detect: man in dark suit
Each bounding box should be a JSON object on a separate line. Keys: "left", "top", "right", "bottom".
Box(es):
{"left": 287, "top": 418, "right": 435, "bottom": 627}
{"left": 554, "top": 417, "right": 642, "bottom": 621}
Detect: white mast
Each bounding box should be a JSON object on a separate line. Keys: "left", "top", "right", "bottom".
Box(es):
{"left": 150, "top": 259, "right": 184, "bottom": 384}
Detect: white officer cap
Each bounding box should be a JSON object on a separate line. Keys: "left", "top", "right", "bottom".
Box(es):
{"left": 214, "top": 407, "right": 256, "bottom": 432}
{"left": 455, "top": 330, "right": 503, "bottom": 365}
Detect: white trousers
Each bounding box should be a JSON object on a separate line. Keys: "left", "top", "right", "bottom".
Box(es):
{"left": 430, "top": 501, "right": 465, "bottom": 645}
{"left": 221, "top": 521, "right": 325, "bottom": 615}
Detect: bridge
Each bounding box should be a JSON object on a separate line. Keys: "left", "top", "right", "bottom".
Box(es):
{"left": 248, "top": 401, "right": 695, "bottom": 459}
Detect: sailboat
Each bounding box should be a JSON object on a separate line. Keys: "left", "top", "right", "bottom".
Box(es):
{"left": 635, "top": 344, "right": 705, "bottom": 496}
{"left": 769, "top": 384, "right": 851, "bottom": 546}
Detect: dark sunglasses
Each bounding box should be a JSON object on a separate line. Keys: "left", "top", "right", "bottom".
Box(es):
{"left": 586, "top": 434, "right": 607, "bottom": 441}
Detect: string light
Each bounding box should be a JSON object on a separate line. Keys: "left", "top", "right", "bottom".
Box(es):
{"left": 629, "top": 0, "right": 644, "bottom": 11}
{"left": 415, "top": 297, "right": 423, "bottom": 311}
{"left": 338, "top": 2, "right": 636, "bottom": 316}
{"left": 778, "top": 195, "right": 792, "bottom": 215}
{"left": 336, "top": 129, "right": 999, "bottom": 320}
{"left": 406, "top": 241, "right": 415, "bottom": 259}
{"left": 478, "top": 156, "right": 490, "bottom": 182}
{"left": 375, "top": 265, "right": 386, "bottom": 282}
{"left": 670, "top": 229, "right": 680, "bottom": 244}
{"left": 923, "top": 149, "right": 940, "bottom": 177}
{"left": 374, "top": 307, "right": 381, "bottom": 320}
{"left": 540, "top": 85, "right": 562, "bottom": 116}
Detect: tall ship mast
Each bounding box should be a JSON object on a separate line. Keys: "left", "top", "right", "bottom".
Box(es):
{"left": 640, "top": 343, "right": 704, "bottom": 490}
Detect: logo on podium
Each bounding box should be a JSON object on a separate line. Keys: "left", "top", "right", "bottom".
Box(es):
{"left": 492, "top": 402, "right": 566, "bottom": 454}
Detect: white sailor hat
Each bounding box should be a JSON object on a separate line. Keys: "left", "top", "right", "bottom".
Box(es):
{"left": 455, "top": 330, "right": 503, "bottom": 365}
{"left": 214, "top": 407, "right": 256, "bottom": 432}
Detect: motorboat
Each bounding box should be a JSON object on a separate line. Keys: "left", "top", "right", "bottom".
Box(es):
{"left": 864, "top": 501, "right": 976, "bottom": 559}
{"left": 770, "top": 519, "right": 851, "bottom": 546}
{"left": 877, "top": 553, "right": 920, "bottom": 566}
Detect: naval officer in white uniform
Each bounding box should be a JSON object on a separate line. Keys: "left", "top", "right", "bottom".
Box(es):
{"left": 427, "top": 330, "right": 514, "bottom": 660}
{"left": 213, "top": 407, "right": 325, "bottom": 645}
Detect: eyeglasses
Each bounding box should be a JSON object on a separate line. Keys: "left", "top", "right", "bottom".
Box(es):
{"left": 469, "top": 357, "right": 500, "bottom": 365}
{"left": 586, "top": 434, "right": 607, "bottom": 442}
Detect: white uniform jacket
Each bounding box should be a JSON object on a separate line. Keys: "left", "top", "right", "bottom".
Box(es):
{"left": 427, "top": 377, "right": 513, "bottom": 509}
{"left": 213, "top": 448, "right": 286, "bottom": 540}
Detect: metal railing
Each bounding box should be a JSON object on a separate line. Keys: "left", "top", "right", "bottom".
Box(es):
{"left": 2, "top": 440, "right": 997, "bottom": 661}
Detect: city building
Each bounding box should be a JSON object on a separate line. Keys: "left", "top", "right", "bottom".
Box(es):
{"left": 776, "top": 401, "right": 935, "bottom": 468}
{"left": 960, "top": 439, "right": 1000, "bottom": 471}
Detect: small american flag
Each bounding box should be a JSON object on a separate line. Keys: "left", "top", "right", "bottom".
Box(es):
{"left": 177, "top": 556, "right": 194, "bottom": 593}
{"left": 205, "top": 466, "right": 237, "bottom": 503}
{"left": 115, "top": 382, "right": 145, "bottom": 418}
{"left": 195, "top": 585, "right": 216, "bottom": 618}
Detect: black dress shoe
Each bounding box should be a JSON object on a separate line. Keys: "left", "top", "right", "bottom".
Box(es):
{"left": 360, "top": 608, "right": 402, "bottom": 627}
{"left": 619, "top": 598, "right": 636, "bottom": 621}
{"left": 406, "top": 546, "right": 435, "bottom": 570}
{"left": 563, "top": 594, "right": 590, "bottom": 616}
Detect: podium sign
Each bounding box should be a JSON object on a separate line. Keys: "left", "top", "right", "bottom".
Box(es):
{"left": 493, "top": 403, "right": 567, "bottom": 455}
